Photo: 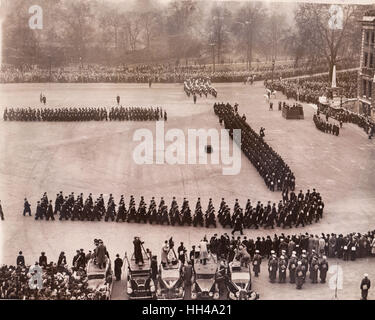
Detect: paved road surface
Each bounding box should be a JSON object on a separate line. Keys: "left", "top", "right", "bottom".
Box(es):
{"left": 0, "top": 82, "right": 374, "bottom": 299}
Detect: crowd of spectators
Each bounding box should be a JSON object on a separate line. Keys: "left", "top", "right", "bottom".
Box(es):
{"left": 0, "top": 253, "right": 109, "bottom": 300}
{"left": 318, "top": 104, "right": 375, "bottom": 138}
{"left": 0, "top": 60, "right": 357, "bottom": 84}
{"left": 267, "top": 71, "right": 358, "bottom": 105}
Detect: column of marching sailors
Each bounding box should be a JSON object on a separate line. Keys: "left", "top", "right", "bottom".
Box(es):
{"left": 3, "top": 106, "right": 167, "bottom": 122}
{"left": 214, "top": 102, "right": 296, "bottom": 192}
{"left": 22, "top": 190, "right": 324, "bottom": 230}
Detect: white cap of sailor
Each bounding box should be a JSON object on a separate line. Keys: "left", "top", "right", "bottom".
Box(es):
{"left": 364, "top": 273, "right": 369, "bottom": 278}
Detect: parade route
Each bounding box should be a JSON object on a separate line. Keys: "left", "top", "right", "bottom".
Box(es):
{"left": 0, "top": 82, "right": 374, "bottom": 299}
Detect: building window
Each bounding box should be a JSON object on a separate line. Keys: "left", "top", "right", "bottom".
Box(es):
{"left": 365, "top": 30, "right": 370, "bottom": 43}
{"left": 364, "top": 52, "right": 368, "bottom": 67}
{"left": 363, "top": 79, "right": 367, "bottom": 96}
{"left": 369, "top": 81, "right": 373, "bottom": 99}
{"left": 370, "top": 53, "right": 374, "bottom": 68}
{"left": 372, "top": 31, "right": 375, "bottom": 44}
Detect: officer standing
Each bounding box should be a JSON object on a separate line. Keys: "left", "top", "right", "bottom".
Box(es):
{"left": 310, "top": 256, "right": 319, "bottom": 284}
{"left": 46, "top": 200, "right": 55, "bottom": 221}
{"left": 178, "top": 242, "right": 186, "bottom": 265}
{"left": 189, "top": 245, "right": 197, "bottom": 267}
{"left": 17, "top": 251, "right": 25, "bottom": 266}
{"left": 319, "top": 256, "right": 329, "bottom": 283}
{"left": 23, "top": 198, "right": 32, "bottom": 216}
{"left": 184, "top": 260, "right": 193, "bottom": 297}
{"left": 0, "top": 200, "right": 4, "bottom": 220}
{"left": 39, "top": 252, "right": 48, "bottom": 268}
{"left": 360, "top": 274, "right": 371, "bottom": 300}
{"left": 288, "top": 252, "right": 298, "bottom": 283}
{"left": 114, "top": 254, "right": 123, "bottom": 281}
{"left": 232, "top": 217, "right": 244, "bottom": 235}
{"left": 35, "top": 201, "right": 43, "bottom": 220}
{"left": 268, "top": 254, "right": 278, "bottom": 283}
{"left": 278, "top": 255, "right": 287, "bottom": 283}
{"left": 133, "top": 237, "right": 144, "bottom": 265}
{"left": 252, "top": 250, "right": 262, "bottom": 277}
{"left": 295, "top": 261, "right": 304, "bottom": 289}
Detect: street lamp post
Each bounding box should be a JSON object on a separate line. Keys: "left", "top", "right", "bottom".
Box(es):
{"left": 235, "top": 21, "right": 251, "bottom": 71}
{"left": 245, "top": 21, "right": 250, "bottom": 71}
{"left": 271, "top": 58, "right": 275, "bottom": 84}
{"left": 79, "top": 56, "right": 83, "bottom": 83}
{"left": 209, "top": 43, "right": 216, "bottom": 73}
{"left": 48, "top": 55, "right": 52, "bottom": 82}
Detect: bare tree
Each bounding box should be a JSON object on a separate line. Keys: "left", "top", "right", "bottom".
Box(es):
{"left": 282, "top": 28, "right": 305, "bottom": 67}
{"left": 63, "top": 0, "right": 94, "bottom": 62}
{"left": 295, "top": 3, "right": 359, "bottom": 80}
{"left": 233, "top": 2, "right": 266, "bottom": 69}
{"left": 209, "top": 4, "right": 231, "bottom": 65}
{"left": 100, "top": 8, "right": 123, "bottom": 50}
{"left": 166, "top": 0, "right": 198, "bottom": 64}
{"left": 141, "top": 11, "right": 160, "bottom": 50}
{"left": 2, "top": 0, "right": 40, "bottom": 65}
{"left": 126, "top": 13, "right": 142, "bottom": 52}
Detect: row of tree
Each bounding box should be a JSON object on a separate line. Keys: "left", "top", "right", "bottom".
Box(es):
{"left": 1, "top": 0, "right": 371, "bottom": 76}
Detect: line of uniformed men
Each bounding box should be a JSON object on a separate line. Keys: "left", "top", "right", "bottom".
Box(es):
{"left": 313, "top": 114, "right": 340, "bottom": 136}
{"left": 24, "top": 191, "right": 323, "bottom": 232}
{"left": 220, "top": 189, "right": 324, "bottom": 233}
{"left": 214, "top": 102, "right": 296, "bottom": 192}
{"left": 108, "top": 106, "right": 166, "bottom": 121}
{"left": 3, "top": 107, "right": 108, "bottom": 121}
{"left": 3, "top": 106, "right": 166, "bottom": 122}
{"left": 184, "top": 78, "right": 218, "bottom": 99}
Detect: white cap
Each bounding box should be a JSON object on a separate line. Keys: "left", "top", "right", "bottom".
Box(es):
{"left": 364, "top": 273, "right": 369, "bottom": 277}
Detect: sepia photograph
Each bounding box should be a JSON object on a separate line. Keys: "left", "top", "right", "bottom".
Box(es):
{"left": 0, "top": 0, "right": 374, "bottom": 303}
